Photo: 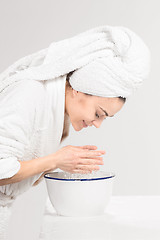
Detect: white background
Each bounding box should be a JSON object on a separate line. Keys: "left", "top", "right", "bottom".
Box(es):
{"left": 0, "top": 0, "right": 159, "bottom": 239}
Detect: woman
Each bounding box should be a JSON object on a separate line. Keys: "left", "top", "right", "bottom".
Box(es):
{"left": 0, "top": 25, "right": 150, "bottom": 239}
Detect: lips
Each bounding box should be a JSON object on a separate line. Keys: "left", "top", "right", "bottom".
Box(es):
{"left": 83, "top": 120, "right": 88, "bottom": 128}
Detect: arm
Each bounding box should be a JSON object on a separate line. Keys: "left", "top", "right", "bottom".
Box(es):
{"left": 0, "top": 79, "right": 47, "bottom": 182}
{"left": 0, "top": 153, "right": 57, "bottom": 186}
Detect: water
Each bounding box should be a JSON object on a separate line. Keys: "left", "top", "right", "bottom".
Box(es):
{"left": 56, "top": 171, "right": 108, "bottom": 179}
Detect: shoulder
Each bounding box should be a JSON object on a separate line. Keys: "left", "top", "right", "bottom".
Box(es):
{"left": 12, "top": 79, "right": 46, "bottom": 99}
{"left": 0, "top": 79, "right": 46, "bottom": 107}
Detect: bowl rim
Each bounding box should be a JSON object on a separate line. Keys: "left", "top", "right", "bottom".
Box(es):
{"left": 44, "top": 171, "right": 115, "bottom": 181}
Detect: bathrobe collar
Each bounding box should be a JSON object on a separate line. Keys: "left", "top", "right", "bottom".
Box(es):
{"left": 44, "top": 75, "right": 66, "bottom": 153}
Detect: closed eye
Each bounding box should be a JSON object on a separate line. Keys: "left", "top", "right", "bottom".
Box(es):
{"left": 96, "top": 112, "right": 107, "bottom": 120}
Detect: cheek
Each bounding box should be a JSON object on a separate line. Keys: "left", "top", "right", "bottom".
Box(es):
{"left": 71, "top": 99, "right": 94, "bottom": 122}
{"left": 70, "top": 103, "right": 84, "bottom": 121}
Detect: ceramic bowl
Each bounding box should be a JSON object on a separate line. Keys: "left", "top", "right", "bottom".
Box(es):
{"left": 44, "top": 171, "right": 115, "bottom": 217}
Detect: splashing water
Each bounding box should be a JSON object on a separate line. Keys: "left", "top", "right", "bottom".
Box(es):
{"left": 55, "top": 171, "right": 108, "bottom": 180}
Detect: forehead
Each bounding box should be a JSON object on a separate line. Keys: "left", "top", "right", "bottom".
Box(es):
{"left": 93, "top": 95, "right": 119, "bottom": 104}
{"left": 83, "top": 93, "right": 122, "bottom": 106}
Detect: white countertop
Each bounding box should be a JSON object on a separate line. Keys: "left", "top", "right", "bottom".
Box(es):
{"left": 39, "top": 196, "right": 160, "bottom": 240}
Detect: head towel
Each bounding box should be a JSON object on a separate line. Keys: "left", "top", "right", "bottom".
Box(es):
{"left": 0, "top": 25, "right": 150, "bottom": 98}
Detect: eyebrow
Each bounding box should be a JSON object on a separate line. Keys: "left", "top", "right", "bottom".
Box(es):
{"left": 99, "top": 106, "right": 114, "bottom": 117}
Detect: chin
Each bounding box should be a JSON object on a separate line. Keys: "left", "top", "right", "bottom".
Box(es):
{"left": 75, "top": 128, "right": 81, "bottom": 132}
{"left": 72, "top": 121, "right": 83, "bottom": 132}
{"left": 73, "top": 125, "right": 83, "bottom": 132}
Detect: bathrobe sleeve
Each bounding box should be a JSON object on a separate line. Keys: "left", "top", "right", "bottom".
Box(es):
{"left": 0, "top": 79, "right": 45, "bottom": 180}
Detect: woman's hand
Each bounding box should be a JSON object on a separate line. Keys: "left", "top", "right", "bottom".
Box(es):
{"left": 52, "top": 145, "right": 105, "bottom": 174}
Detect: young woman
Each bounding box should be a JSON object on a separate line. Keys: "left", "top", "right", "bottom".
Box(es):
{"left": 0, "top": 25, "right": 150, "bottom": 239}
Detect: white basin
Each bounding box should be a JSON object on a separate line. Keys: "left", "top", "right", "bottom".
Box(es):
{"left": 44, "top": 171, "right": 115, "bottom": 217}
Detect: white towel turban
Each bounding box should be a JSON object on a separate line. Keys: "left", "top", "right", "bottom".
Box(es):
{"left": 0, "top": 25, "right": 150, "bottom": 98}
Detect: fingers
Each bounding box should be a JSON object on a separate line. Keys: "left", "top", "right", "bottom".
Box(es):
{"left": 72, "top": 169, "right": 92, "bottom": 174}
{"left": 75, "top": 165, "right": 100, "bottom": 171}
{"left": 81, "top": 150, "right": 105, "bottom": 157}
{"left": 76, "top": 158, "right": 104, "bottom": 165}
{"left": 61, "top": 145, "right": 106, "bottom": 175}
{"left": 71, "top": 145, "right": 106, "bottom": 155}
{"left": 75, "top": 157, "right": 104, "bottom": 173}
{"left": 76, "top": 145, "right": 98, "bottom": 150}
{"left": 83, "top": 156, "right": 103, "bottom": 160}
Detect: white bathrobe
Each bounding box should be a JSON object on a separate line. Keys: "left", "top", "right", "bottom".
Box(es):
{"left": 0, "top": 25, "right": 150, "bottom": 239}
{"left": 0, "top": 75, "right": 67, "bottom": 239}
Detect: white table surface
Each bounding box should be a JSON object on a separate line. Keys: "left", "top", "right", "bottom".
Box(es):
{"left": 39, "top": 196, "right": 160, "bottom": 240}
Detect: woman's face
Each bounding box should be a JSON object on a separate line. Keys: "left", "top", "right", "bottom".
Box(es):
{"left": 65, "top": 87, "right": 125, "bottom": 131}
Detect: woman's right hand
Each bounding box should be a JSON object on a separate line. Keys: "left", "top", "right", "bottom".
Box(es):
{"left": 52, "top": 145, "right": 105, "bottom": 174}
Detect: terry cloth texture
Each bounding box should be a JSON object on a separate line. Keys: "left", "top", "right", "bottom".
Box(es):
{"left": 0, "top": 25, "right": 150, "bottom": 98}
